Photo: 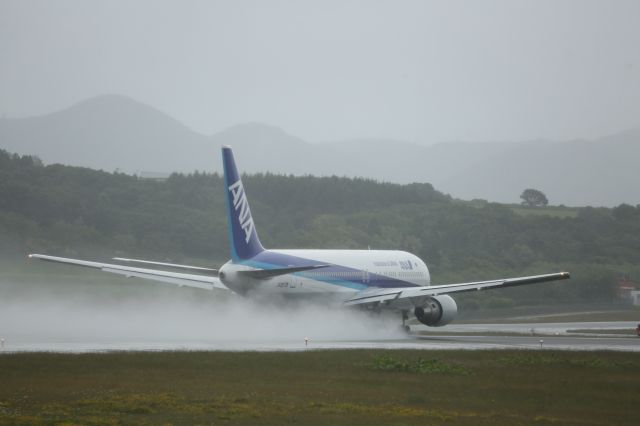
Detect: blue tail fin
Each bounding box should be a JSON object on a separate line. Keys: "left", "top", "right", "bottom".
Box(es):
{"left": 222, "top": 146, "right": 265, "bottom": 261}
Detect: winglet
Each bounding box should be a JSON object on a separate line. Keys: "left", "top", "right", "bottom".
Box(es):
{"left": 222, "top": 147, "right": 265, "bottom": 261}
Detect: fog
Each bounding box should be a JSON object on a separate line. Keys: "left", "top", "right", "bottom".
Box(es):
{"left": 1, "top": 0, "right": 639, "bottom": 143}
{"left": 2, "top": 1, "right": 639, "bottom": 206}
{"left": 0, "top": 281, "right": 405, "bottom": 351}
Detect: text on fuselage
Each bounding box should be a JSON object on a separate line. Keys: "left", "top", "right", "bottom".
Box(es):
{"left": 228, "top": 179, "right": 254, "bottom": 243}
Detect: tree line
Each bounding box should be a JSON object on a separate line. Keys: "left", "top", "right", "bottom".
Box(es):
{"left": 1, "top": 149, "right": 639, "bottom": 306}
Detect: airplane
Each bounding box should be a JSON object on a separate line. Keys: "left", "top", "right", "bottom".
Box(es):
{"left": 29, "top": 146, "right": 570, "bottom": 331}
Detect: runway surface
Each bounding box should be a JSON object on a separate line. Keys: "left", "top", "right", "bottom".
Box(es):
{"left": 1, "top": 321, "right": 638, "bottom": 353}
{"left": 433, "top": 321, "right": 638, "bottom": 335}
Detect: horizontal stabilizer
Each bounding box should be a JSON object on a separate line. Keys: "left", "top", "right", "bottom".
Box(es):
{"left": 113, "top": 257, "right": 218, "bottom": 275}
{"left": 238, "top": 264, "right": 329, "bottom": 279}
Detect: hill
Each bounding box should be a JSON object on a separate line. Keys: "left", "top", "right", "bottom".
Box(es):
{"left": 0, "top": 95, "right": 212, "bottom": 173}
{"left": 438, "top": 130, "right": 640, "bottom": 207}
{"left": 2, "top": 149, "right": 640, "bottom": 306}
{"left": 1, "top": 95, "right": 639, "bottom": 206}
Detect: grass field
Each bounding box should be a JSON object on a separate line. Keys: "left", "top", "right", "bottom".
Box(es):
{"left": 508, "top": 205, "right": 580, "bottom": 219}
{"left": 456, "top": 199, "right": 580, "bottom": 219}
{"left": 568, "top": 328, "right": 639, "bottom": 336}
{"left": 1, "top": 350, "right": 639, "bottom": 425}
{"left": 457, "top": 308, "right": 640, "bottom": 324}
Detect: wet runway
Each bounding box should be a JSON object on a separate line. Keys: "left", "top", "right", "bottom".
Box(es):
{"left": 431, "top": 321, "right": 638, "bottom": 335}
{"left": 413, "top": 334, "right": 639, "bottom": 352}
{"left": 1, "top": 321, "right": 638, "bottom": 353}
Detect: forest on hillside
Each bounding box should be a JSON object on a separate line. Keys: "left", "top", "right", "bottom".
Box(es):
{"left": 1, "top": 149, "right": 639, "bottom": 307}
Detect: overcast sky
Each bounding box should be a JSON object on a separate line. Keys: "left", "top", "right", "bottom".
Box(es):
{"left": 1, "top": 0, "right": 638, "bottom": 143}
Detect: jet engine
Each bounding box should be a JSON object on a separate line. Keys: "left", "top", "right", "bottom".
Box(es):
{"left": 413, "top": 295, "right": 457, "bottom": 327}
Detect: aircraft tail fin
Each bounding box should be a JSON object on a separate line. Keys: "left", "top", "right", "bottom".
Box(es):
{"left": 222, "top": 146, "right": 265, "bottom": 261}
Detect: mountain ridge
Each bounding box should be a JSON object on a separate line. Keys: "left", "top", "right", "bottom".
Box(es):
{"left": 1, "top": 94, "right": 638, "bottom": 206}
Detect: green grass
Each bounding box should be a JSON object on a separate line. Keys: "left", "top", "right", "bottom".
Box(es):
{"left": 1, "top": 350, "right": 639, "bottom": 425}
{"left": 458, "top": 308, "right": 640, "bottom": 323}
{"left": 454, "top": 199, "right": 580, "bottom": 218}
{"left": 568, "top": 328, "right": 639, "bottom": 336}
{"left": 526, "top": 310, "right": 640, "bottom": 322}
{"left": 508, "top": 205, "right": 579, "bottom": 218}
{"left": 416, "top": 327, "right": 639, "bottom": 337}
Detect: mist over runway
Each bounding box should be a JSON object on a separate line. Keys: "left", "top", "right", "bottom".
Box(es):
{"left": 1, "top": 283, "right": 637, "bottom": 353}
{"left": 0, "top": 282, "right": 404, "bottom": 352}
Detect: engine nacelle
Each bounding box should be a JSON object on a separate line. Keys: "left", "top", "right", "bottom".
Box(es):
{"left": 414, "top": 295, "right": 457, "bottom": 327}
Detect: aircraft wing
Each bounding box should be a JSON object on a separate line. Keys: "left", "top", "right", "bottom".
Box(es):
{"left": 28, "top": 254, "right": 228, "bottom": 291}
{"left": 343, "top": 272, "right": 570, "bottom": 306}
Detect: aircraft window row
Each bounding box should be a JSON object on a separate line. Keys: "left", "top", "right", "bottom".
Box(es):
{"left": 398, "top": 271, "right": 425, "bottom": 279}
{"left": 304, "top": 271, "right": 361, "bottom": 279}
{"left": 380, "top": 271, "right": 425, "bottom": 279}
{"left": 302, "top": 270, "right": 425, "bottom": 280}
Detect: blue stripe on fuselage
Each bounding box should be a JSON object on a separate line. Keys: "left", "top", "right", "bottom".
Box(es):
{"left": 235, "top": 250, "right": 422, "bottom": 290}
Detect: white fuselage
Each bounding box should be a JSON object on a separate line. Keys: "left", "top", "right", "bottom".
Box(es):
{"left": 219, "top": 249, "right": 430, "bottom": 302}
